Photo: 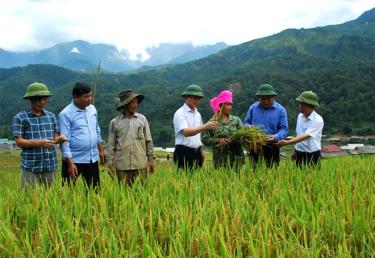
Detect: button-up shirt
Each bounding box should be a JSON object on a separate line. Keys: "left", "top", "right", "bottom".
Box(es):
{"left": 243, "top": 101, "right": 288, "bottom": 141}
{"left": 107, "top": 113, "right": 153, "bottom": 170}
{"left": 12, "top": 109, "right": 58, "bottom": 172}
{"left": 58, "top": 101, "right": 103, "bottom": 163}
{"left": 295, "top": 110, "right": 324, "bottom": 153}
{"left": 173, "top": 103, "right": 203, "bottom": 148}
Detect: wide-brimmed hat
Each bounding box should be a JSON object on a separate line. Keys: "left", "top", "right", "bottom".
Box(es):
{"left": 23, "top": 82, "right": 52, "bottom": 99}
{"left": 210, "top": 90, "right": 233, "bottom": 113}
{"left": 255, "top": 84, "right": 277, "bottom": 96}
{"left": 296, "top": 91, "right": 319, "bottom": 107}
{"left": 181, "top": 84, "right": 205, "bottom": 98}
{"left": 116, "top": 89, "right": 144, "bottom": 111}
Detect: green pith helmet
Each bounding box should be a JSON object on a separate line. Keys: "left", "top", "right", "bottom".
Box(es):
{"left": 23, "top": 82, "right": 52, "bottom": 99}
{"left": 255, "top": 84, "right": 277, "bottom": 96}
{"left": 296, "top": 91, "right": 319, "bottom": 107}
{"left": 181, "top": 84, "right": 205, "bottom": 98}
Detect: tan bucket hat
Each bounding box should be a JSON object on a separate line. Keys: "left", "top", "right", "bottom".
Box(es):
{"left": 116, "top": 89, "right": 144, "bottom": 111}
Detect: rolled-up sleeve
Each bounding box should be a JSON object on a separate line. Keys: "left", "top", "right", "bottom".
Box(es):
{"left": 58, "top": 112, "right": 72, "bottom": 159}
{"left": 106, "top": 119, "right": 116, "bottom": 167}
{"left": 202, "top": 131, "right": 217, "bottom": 146}
{"left": 173, "top": 111, "right": 188, "bottom": 134}
{"left": 306, "top": 119, "right": 324, "bottom": 139}
{"left": 12, "top": 115, "right": 23, "bottom": 138}
{"left": 96, "top": 112, "right": 103, "bottom": 144}
{"left": 144, "top": 118, "right": 154, "bottom": 161}
{"left": 275, "top": 108, "right": 288, "bottom": 141}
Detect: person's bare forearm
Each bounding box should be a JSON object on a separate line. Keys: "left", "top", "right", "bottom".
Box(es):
{"left": 182, "top": 126, "right": 205, "bottom": 137}
{"left": 15, "top": 137, "right": 45, "bottom": 148}
{"left": 53, "top": 132, "right": 59, "bottom": 142}
{"left": 97, "top": 143, "right": 104, "bottom": 152}
{"left": 285, "top": 134, "right": 310, "bottom": 145}
{"left": 65, "top": 158, "right": 74, "bottom": 166}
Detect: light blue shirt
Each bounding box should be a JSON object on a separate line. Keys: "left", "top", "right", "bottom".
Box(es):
{"left": 59, "top": 101, "right": 103, "bottom": 163}
{"left": 243, "top": 101, "right": 288, "bottom": 141}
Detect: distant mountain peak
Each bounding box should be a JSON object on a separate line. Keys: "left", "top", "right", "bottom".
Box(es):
{"left": 0, "top": 40, "right": 228, "bottom": 72}
{"left": 356, "top": 7, "right": 375, "bottom": 22}
{"left": 70, "top": 47, "right": 81, "bottom": 54}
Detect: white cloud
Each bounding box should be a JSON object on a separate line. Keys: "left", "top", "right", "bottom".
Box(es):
{"left": 0, "top": 0, "right": 374, "bottom": 55}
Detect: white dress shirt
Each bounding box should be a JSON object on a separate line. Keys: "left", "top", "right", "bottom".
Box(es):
{"left": 295, "top": 110, "right": 324, "bottom": 153}
{"left": 173, "top": 103, "right": 203, "bottom": 148}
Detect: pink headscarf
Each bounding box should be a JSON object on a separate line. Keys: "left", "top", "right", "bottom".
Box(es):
{"left": 210, "top": 90, "right": 233, "bottom": 114}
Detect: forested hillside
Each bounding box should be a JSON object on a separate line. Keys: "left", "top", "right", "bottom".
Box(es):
{"left": 1, "top": 8, "right": 374, "bottom": 146}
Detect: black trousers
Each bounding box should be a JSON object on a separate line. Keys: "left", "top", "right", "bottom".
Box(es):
{"left": 173, "top": 145, "right": 203, "bottom": 171}
{"left": 249, "top": 144, "right": 280, "bottom": 168}
{"left": 62, "top": 160, "right": 100, "bottom": 189}
{"left": 295, "top": 150, "right": 321, "bottom": 168}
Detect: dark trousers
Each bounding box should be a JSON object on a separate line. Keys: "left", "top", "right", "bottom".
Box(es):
{"left": 249, "top": 144, "right": 280, "bottom": 168}
{"left": 295, "top": 150, "right": 321, "bottom": 168}
{"left": 173, "top": 145, "right": 203, "bottom": 171}
{"left": 62, "top": 160, "right": 100, "bottom": 189}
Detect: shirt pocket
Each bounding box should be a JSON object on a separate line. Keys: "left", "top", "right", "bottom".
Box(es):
{"left": 137, "top": 126, "right": 145, "bottom": 139}
{"left": 115, "top": 139, "right": 123, "bottom": 151}
{"left": 115, "top": 131, "right": 124, "bottom": 150}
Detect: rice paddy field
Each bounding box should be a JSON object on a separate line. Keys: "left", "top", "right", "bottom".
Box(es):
{"left": 0, "top": 151, "right": 374, "bottom": 257}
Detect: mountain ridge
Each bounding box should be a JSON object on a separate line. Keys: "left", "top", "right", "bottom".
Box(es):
{"left": 1, "top": 7, "right": 374, "bottom": 146}
{"left": 0, "top": 41, "right": 229, "bottom": 72}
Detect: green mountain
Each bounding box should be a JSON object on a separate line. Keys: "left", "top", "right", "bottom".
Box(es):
{"left": 1, "top": 8, "right": 375, "bottom": 146}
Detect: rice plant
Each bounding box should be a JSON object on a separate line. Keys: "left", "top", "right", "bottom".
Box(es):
{"left": 231, "top": 126, "right": 267, "bottom": 153}
{"left": 0, "top": 151, "right": 374, "bottom": 257}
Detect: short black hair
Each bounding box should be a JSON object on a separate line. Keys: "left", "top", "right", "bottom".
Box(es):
{"left": 72, "top": 82, "right": 91, "bottom": 98}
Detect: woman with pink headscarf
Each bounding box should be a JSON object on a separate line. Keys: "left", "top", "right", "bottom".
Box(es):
{"left": 202, "top": 90, "right": 244, "bottom": 171}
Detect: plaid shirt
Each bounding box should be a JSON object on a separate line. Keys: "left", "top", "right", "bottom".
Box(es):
{"left": 12, "top": 109, "right": 58, "bottom": 173}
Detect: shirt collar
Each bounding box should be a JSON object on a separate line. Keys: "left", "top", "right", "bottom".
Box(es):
{"left": 120, "top": 112, "right": 139, "bottom": 119}
{"left": 257, "top": 101, "right": 277, "bottom": 109}
{"left": 27, "top": 109, "right": 46, "bottom": 117}
{"left": 183, "top": 103, "right": 197, "bottom": 113}
{"left": 220, "top": 114, "right": 235, "bottom": 123}
{"left": 71, "top": 101, "right": 91, "bottom": 112}
{"left": 304, "top": 110, "right": 317, "bottom": 121}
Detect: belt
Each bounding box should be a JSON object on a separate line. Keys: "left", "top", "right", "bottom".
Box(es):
{"left": 175, "top": 145, "right": 201, "bottom": 152}
{"left": 295, "top": 150, "right": 321, "bottom": 154}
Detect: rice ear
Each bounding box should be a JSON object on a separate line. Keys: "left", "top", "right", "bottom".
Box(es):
{"left": 230, "top": 126, "right": 267, "bottom": 152}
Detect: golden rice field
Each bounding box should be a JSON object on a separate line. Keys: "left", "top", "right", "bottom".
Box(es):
{"left": 0, "top": 151, "right": 374, "bottom": 257}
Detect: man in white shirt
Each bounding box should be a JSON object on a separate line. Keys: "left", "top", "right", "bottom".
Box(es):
{"left": 173, "top": 84, "right": 218, "bottom": 171}
{"left": 278, "top": 91, "right": 324, "bottom": 168}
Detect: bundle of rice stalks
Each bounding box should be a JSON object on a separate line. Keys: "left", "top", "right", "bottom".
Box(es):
{"left": 212, "top": 104, "right": 225, "bottom": 122}
{"left": 231, "top": 126, "right": 267, "bottom": 153}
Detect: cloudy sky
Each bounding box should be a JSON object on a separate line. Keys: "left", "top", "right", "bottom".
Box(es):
{"left": 0, "top": 0, "right": 373, "bottom": 57}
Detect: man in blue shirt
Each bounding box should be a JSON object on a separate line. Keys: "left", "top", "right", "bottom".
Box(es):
{"left": 59, "top": 82, "right": 105, "bottom": 189}
{"left": 243, "top": 84, "right": 288, "bottom": 168}
{"left": 12, "top": 82, "right": 66, "bottom": 188}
